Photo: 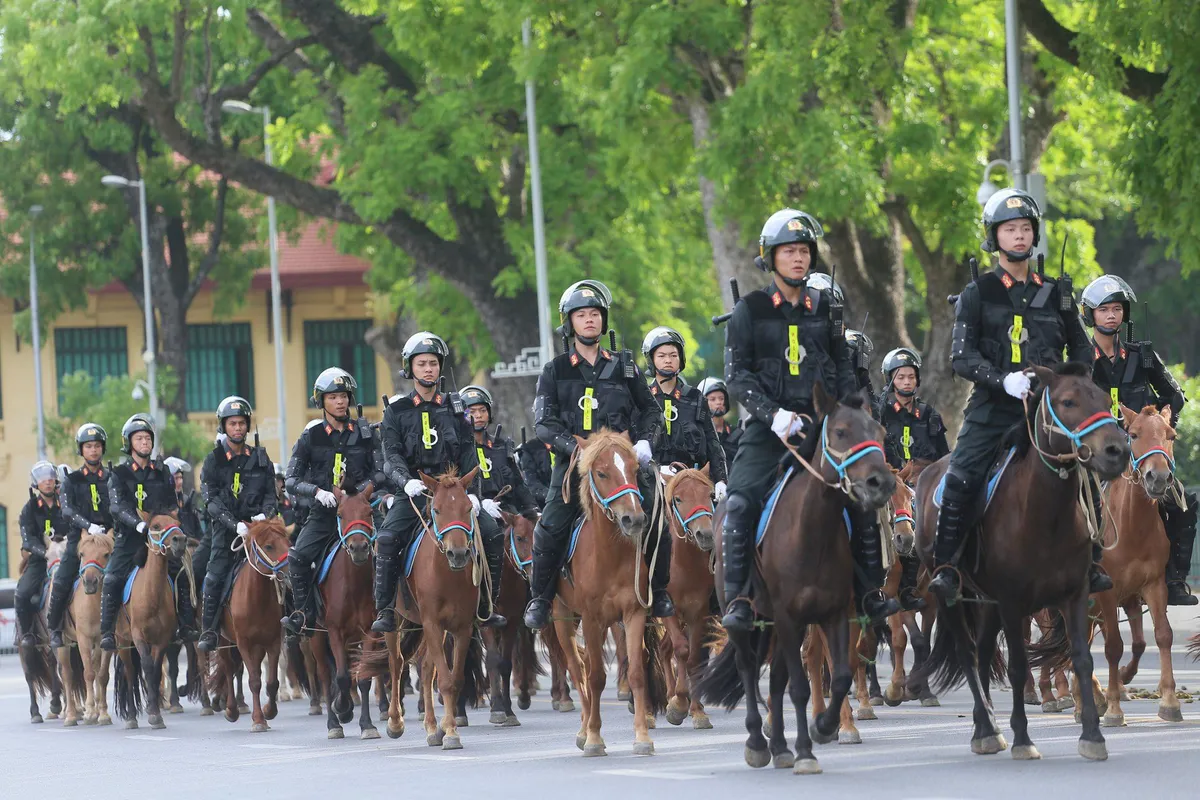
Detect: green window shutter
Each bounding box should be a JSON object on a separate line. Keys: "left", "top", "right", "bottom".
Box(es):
{"left": 186, "top": 324, "right": 255, "bottom": 412}
{"left": 54, "top": 327, "right": 129, "bottom": 410}
{"left": 0, "top": 505, "right": 8, "bottom": 578}
{"left": 303, "top": 320, "right": 376, "bottom": 406}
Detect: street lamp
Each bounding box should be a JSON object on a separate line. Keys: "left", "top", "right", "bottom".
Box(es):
{"left": 976, "top": 159, "right": 1009, "bottom": 206}
{"left": 101, "top": 174, "right": 160, "bottom": 455}
{"left": 222, "top": 100, "right": 287, "bottom": 458}
{"left": 29, "top": 205, "right": 46, "bottom": 460}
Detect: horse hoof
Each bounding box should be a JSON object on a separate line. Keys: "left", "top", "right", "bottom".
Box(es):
{"left": 692, "top": 714, "right": 713, "bottom": 730}
{"left": 442, "top": 735, "right": 463, "bottom": 750}
{"left": 501, "top": 715, "right": 521, "bottom": 728}
{"left": 773, "top": 751, "right": 794, "bottom": 769}
{"left": 327, "top": 728, "right": 344, "bottom": 740}
{"left": 1024, "top": 689, "right": 1040, "bottom": 706}
{"left": 1159, "top": 705, "right": 1184, "bottom": 723}
{"left": 1012, "top": 745, "right": 1041, "bottom": 761}
{"left": 454, "top": 715, "right": 468, "bottom": 727}
{"left": 386, "top": 722, "right": 405, "bottom": 739}
{"left": 30, "top": 715, "right": 44, "bottom": 725}
{"left": 793, "top": 759, "right": 822, "bottom": 775}
{"left": 1103, "top": 713, "right": 1126, "bottom": 728}
{"left": 200, "top": 707, "right": 214, "bottom": 717}
{"left": 149, "top": 716, "right": 165, "bottom": 730}
{"left": 744, "top": 746, "right": 770, "bottom": 768}
{"left": 646, "top": 714, "right": 656, "bottom": 730}
{"left": 1078, "top": 739, "right": 1108, "bottom": 761}
{"left": 617, "top": 689, "right": 632, "bottom": 702}
{"left": 869, "top": 696, "right": 884, "bottom": 707}
{"left": 809, "top": 722, "right": 838, "bottom": 746}
{"left": 237, "top": 703, "right": 250, "bottom": 714}
{"left": 251, "top": 722, "right": 270, "bottom": 733}
{"left": 627, "top": 699, "right": 635, "bottom": 715}
{"left": 632, "top": 741, "right": 654, "bottom": 756}
{"left": 490, "top": 711, "right": 509, "bottom": 725}
{"left": 883, "top": 690, "right": 903, "bottom": 708}
{"left": 920, "top": 696, "right": 941, "bottom": 708}
{"left": 576, "top": 734, "right": 587, "bottom": 751}
{"left": 583, "top": 743, "right": 608, "bottom": 758}
{"left": 1074, "top": 710, "right": 1083, "bottom": 724}
{"left": 666, "top": 705, "right": 686, "bottom": 726}
{"left": 83, "top": 717, "right": 98, "bottom": 726}
{"left": 518, "top": 696, "right": 531, "bottom": 711}
{"left": 308, "top": 707, "right": 323, "bottom": 717}
{"left": 225, "top": 710, "right": 238, "bottom": 723}
{"left": 46, "top": 712, "right": 59, "bottom": 721}
{"left": 361, "top": 727, "right": 380, "bottom": 740}
{"left": 971, "top": 734, "right": 1007, "bottom": 755}
{"left": 1119, "top": 687, "right": 1130, "bottom": 702}
{"left": 64, "top": 717, "right": 79, "bottom": 728}
{"left": 557, "top": 699, "right": 575, "bottom": 713}
{"left": 855, "top": 706, "right": 877, "bottom": 721}
{"left": 1041, "top": 701, "right": 1062, "bottom": 714}
{"left": 99, "top": 715, "right": 113, "bottom": 726}
{"left": 1057, "top": 696, "right": 1076, "bottom": 711}
{"left": 169, "top": 704, "right": 184, "bottom": 714}
{"left": 839, "top": 729, "right": 862, "bottom": 745}
{"left": 124, "top": 719, "right": 138, "bottom": 730}
{"left": 427, "top": 731, "right": 445, "bottom": 747}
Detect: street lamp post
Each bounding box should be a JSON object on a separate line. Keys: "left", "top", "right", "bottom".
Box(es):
{"left": 222, "top": 100, "right": 287, "bottom": 458}
{"left": 522, "top": 19, "right": 553, "bottom": 365}
{"left": 29, "top": 205, "right": 46, "bottom": 460}
{"left": 102, "top": 175, "right": 160, "bottom": 455}
{"left": 1004, "top": 0, "right": 1025, "bottom": 192}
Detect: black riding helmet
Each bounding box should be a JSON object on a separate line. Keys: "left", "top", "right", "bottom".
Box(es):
{"left": 75, "top": 422, "right": 107, "bottom": 457}
{"left": 981, "top": 188, "right": 1041, "bottom": 261}
{"left": 460, "top": 384, "right": 494, "bottom": 431}
{"left": 559, "top": 280, "right": 613, "bottom": 344}
{"left": 121, "top": 413, "right": 156, "bottom": 454}
{"left": 755, "top": 208, "right": 824, "bottom": 287}
{"left": 641, "top": 326, "right": 686, "bottom": 378}
{"left": 806, "top": 272, "right": 844, "bottom": 304}
{"left": 401, "top": 332, "right": 449, "bottom": 387}
{"left": 1080, "top": 275, "right": 1136, "bottom": 335}
{"left": 311, "top": 368, "right": 358, "bottom": 422}
{"left": 881, "top": 347, "right": 922, "bottom": 395}
{"left": 698, "top": 377, "right": 731, "bottom": 418}
{"left": 216, "top": 395, "right": 253, "bottom": 435}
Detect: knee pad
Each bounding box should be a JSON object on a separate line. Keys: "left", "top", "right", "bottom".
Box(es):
{"left": 375, "top": 533, "right": 401, "bottom": 560}
{"left": 941, "top": 470, "right": 975, "bottom": 503}
{"left": 723, "top": 492, "right": 758, "bottom": 529}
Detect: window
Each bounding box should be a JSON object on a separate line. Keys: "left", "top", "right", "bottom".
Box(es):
{"left": 304, "top": 320, "right": 377, "bottom": 406}
{"left": 187, "top": 323, "right": 255, "bottom": 412}
{"left": 0, "top": 505, "right": 7, "bottom": 579}
{"left": 54, "top": 327, "right": 128, "bottom": 402}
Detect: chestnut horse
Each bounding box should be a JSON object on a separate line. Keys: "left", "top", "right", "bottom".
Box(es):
{"left": 58, "top": 531, "right": 115, "bottom": 726}
{"left": 485, "top": 510, "right": 540, "bottom": 727}
{"left": 910, "top": 363, "right": 1130, "bottom": 761}
{"left": 550, "top": 430, "right": 669, "bottom": 757}
{"left": 211, "top": 517, "right": 291, "bottom": 732}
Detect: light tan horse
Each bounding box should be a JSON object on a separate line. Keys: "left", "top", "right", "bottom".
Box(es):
{"left": 113, "top": 508, "right": 189, "bottom": 730}
{"left": 660, "top": 465, "right": 716, "bottom": 730}
{"left": 550, "top": 430, "right": 669, "bottom": 757}
{"left": 58, "top": 531, "right": 115, "bottom": 726}
{"left": 1092, "top": 405, "right": 1183, "bottom": 726}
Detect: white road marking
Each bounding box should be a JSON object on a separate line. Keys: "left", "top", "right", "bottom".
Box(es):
{"left": 239, "top": 743, "right": 306, "bottom": 750}
{"left": 595, "top": 768, "right": 706, "bottom": 781}
{"left": 125, "top": 734, "right": 178, "bottom": 741}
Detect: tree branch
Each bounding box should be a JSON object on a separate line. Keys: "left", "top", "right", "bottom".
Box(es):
{"left": 1018, "top": 0, "right": 1167, "bottom": 103}
{"left": 211, "top": 34, "right": 321, "bottom": 105}
{"left": 884, "top": 196, "right": 938, "bottom": 267}
{"left": 186, "top": 176, "right": 230, "bottom": 305}
{"left": 246, "top": 8, "right": 346, "bottom": 134}
{"left": 281, "top": 0, "right": 419, "bottom": 95}
{"left": 169, "top": 5, "right": 189, "bottom": 105}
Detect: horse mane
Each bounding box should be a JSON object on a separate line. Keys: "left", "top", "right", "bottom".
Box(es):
{"left": 429, "top": 465, "right": 463, "bottom": 486}
{"left": 1054, "top": 361, "right": 1093, "bottom": 378}
{"left": 249, "top": 517, "right": 288, "bottom": 539}
{"left": 666, "top": 466, "right": 713, "bottom": 496}
{"left": 577, "top": 429, "right": 636, "bottom": 523}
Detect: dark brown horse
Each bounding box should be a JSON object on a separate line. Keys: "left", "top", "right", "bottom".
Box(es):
{"left": 18, "top": 542, "right": 65, "bottom": 724}
{"left": 697, "top": 383, "right": 895, "bottom": 775}
{"left": 311, "top": 482, "right": 382, "bottom": 740}
{"left": 485, "top": 510, "right": 540, "bottom": 727}
{"left": 211, "top": 518, "right": 291, "bottom": 732}
{"left": 910, "top": 363, "right": 1130, "bottom": 761}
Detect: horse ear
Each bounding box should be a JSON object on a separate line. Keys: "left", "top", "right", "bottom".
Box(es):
{"left": 419, "top": 472, "right": 438, "bottom": 494}
{"left": 700, "top": 462, "right": 710, "bottom": 478}
{"left": 332, "top": 486, "right": 344, "bottom": 503}
{"left": 462, "top": 466, "right": 481, "bottom": 487}
{"left": 574, "top": 435, "right": 588, "bottom": 451}
{"left": 500, "top": 510, "right": 515, "bottom": 528}
{"left": 138, "top": 509, "right": 150, "bottom": 524}
{"left": 1029, "top": 365, "right": 1054, "bottom": 391}
{"left": 1159, "top": 405, "right": 1175, "bottom": 425}
{"left": 813, "top": 379, "right": 834, "bottom": 418}
{"left": 361, "top": 481, "right": 375, "bottom": 500}
{"left": 1119, "top": 403, "right": 1138, "bottom": 426}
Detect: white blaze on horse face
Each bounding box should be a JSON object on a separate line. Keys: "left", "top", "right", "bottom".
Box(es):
{"left": 612, "top": 451, "right": 628, "bottom": 484}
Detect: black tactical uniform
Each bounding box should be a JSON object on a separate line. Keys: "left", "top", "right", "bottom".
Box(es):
{"left": 699, "top": 377, "right": 743, "bottom": 467}
{"left": 929, "top": 189, "right": 1096, "bottom": 601}
{"left": 16, "top": 463, "right": 66, "bottom": 646}
{"left": 197, "top": 397, "right": 279, "bottom": 651}
{"left": 371, "top": 332, "right": 504, "bottom": 632}
{"left": 1081, "top": 275, "right": 1195, "bottom": 604}
{"left": 642, "top": 328, "right": 727, "bottom": 483}
{"left": 517, "top": 439, "right": 554, "bottom": 508}
{"left": 522, "top": 280, "right": 668, "bottom": 630}
{"left": 48, "top": 424, "right": 114, "bottom": 648}
{"left": 461, "top": 386, "right": 541, "bottom": 519}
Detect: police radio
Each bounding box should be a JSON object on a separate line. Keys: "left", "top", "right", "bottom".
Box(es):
{"left": 1139, "top": 303, "right": 1154, "bottom": 369}
{"left": 611, "top": 330, "right": 637, "bottom": 379}
{"left": 947, "top": 257, "right": 979, "bottom": 306}
{"left": 711, "top": 277, "right": 741, "bottom": 327}
{"left": 828, "top": 263, "right": 845, "bottom": 339}
{"left": 442, "top": 376, "right": 465, "bottom": 415}
{"left": 1056, "top": 233, "right": 1075, "bottom": 312}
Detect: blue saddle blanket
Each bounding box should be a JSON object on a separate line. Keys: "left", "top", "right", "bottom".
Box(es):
{"left": 755, "top": 467, "right": 853, "bottom": 547}
{"left": 404, "top": 529, "right": 427, "bottom": 578}
{"left": 123, "top": 566, "right": 176, "bottom": 605}
{"left": 932, "top": 447, "right": 1018, "bottom": 512}
{"left": 317, "top": 542, "right": 340, "bottom": 585}
{"left": 566, "top": 517, "right": 586, "bottom": 564}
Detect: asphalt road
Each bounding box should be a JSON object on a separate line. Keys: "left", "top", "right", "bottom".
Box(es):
{"left": 3, "top": 619, "right": 1200, "bottom": 800}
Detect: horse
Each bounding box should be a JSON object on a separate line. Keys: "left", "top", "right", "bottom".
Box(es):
{"left": 210, "top": 517, "right": 291, "bottom": 732}
{"left": 660, "top": 464, "right": 717, "bottom": 730}
{"left": 909, "top": 363, "right": 1130, "bottom": 761}
{"left": 57, "top": 531, "right": 115, "bottom": 727}
{"left": 17, "top": 544, "right": 65, "bottom": 724}
{"left": 485, "top": 510, "right": 541, "bottom": 727}
{"left": 310, "top": 482, "right": 382, "bottom": 740}
{"left": 1092, "top": 405, "right": 1184, "bottom": 726}
{"left": 541, "top": 627, "right": 577, "bottom": 713}
{"left": 366, "top": 466, "right": 487, "bottom": 749}
{"left": 112, "top": 507, "right": 190, "bottom": 730}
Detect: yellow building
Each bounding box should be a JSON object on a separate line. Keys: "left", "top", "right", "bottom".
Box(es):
{"left": 0, "top": 223, "right": 393, "bottom": 577}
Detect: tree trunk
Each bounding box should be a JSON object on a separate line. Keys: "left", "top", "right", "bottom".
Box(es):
{"left": 919, "top": 253, "right": 971, "bottom": 440}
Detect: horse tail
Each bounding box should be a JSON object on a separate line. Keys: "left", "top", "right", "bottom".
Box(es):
{"left": 1027, "top": 609, "right": 1073, "bottom": 675}
{"left": 461, "top": 632, "right": 488, "bottom": 709}
{"left": 694, "top": 627, "right": 763, "bottom": 710}
{"left": 512, "top": 622, "right": 545, "bottom": 695}
{"left": 114, "top": 649, "right": 143, "bottom": 721}
{"left": 909, "top": 599, "right": 968, "bottom": 694}
{"left": 67, "top": 646, "right": 87, "bottom": 706}
{"left": 354, "top": 637, "right": 392, "bottom": 682}
{"left": 1188, "top": 632, "right": 1200, "bottom": 662}
{"left": 285, "top": 636, "right": 312, "bottom": 698}
{"left": 641, "top": 621, "right": 669, "bottom": 716}
{"left": 20, "top": 641, "right": 56, "bottom": 697}
{"left": 206, "top": 648, "right": 231, "bottom": 695}
{"left": 183, "top": 643, "right": 204, "bottom": 703}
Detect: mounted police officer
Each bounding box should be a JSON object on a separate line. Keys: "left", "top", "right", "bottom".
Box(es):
{"left": 16, "top": 462, "right": 65, "bottom": 646}
{"left": 876, "top": 347, "right": 949, "bottom": 610}
{"left": 517, "top": 434, "right": 554, "bottom": 509}
{"left": 719, "top": 209, "right": 900, "bottom": 632}
{"left": 461, "top": 385, "right": 541, "bottom": 520}
{"left": 845, "top": 329, "right": 876, "bottom": 407}
{"left": 928, "top": 189, "right": 1099, "bottom": 603}
{"left": 699, "top": 377, "right": 743, "bottom": 467}
{"left": 643, "top": 327, "right": 727, "bottom": 500}
{"left": 283, "top": 369, "right": 383, "bottom": 636}
{"left": 197, "top": 397, "right": 279, "bottom": 651}
{"left": 101, "top": 415, "right": 193, "bottom": 651}
{"left": 1081, "top": 275, "right": 1196, "bottom": 605}
{"left": 274, "top": 462, "right": 299, "bottom": 537}
{"left": 521, "top": 280, "right": 669, "bottom": 630}
{"left": 370, "top": 333, "right": 505, "bottom": 632}
{"left": 48, "top": 424, "right": 113, "bottom": 649}
{"left": 164, "top": 457, "right": 204, "bottom": 544}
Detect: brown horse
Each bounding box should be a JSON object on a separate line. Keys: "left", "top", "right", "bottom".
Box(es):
{"left": 485, "top": 510, "right": 540, "bottom": 727}
{"left": 17, "top": 544, "right": 65, "bottom": 724}
{"left": 113, "top": 508, "right": 190, "bottom": 730}
{"left": 1093, "top": 405, "right": 1183, "bottom": 726}
{"left": 371, "top": 466, "right": 486, "bottom": 749}
{"left": 660, "top": 465, "right": 716, "bottom": 730}
{"left": 311, "top": 482, "right": 382, "bottom": 740}
{"left": 550, "top": 430, "right": 669, "bottom": 757}
{"left": 910, "top": 363, "right": 1130, "bottom": 761}
{"left": 210, "top": 518, "right": 291, "bottom": 732}
{"left": 58, "top": 531, "right": 115, "bottom": 727}
{"left": 697, "top": 384, "right": 895, "bottom": 775}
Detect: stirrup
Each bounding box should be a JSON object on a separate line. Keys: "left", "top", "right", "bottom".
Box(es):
{"left": 522, "top": 597, "right": 552, "bottom": 630}
{"left": 720, "top": 597, "right": 755, "bottom": 631}
{"left": 196, "top": 630, "right": 219, "bottom": 653}
{"left": 100, "top": 633, "right": 117, "bottom": 652}
{"left": 282, "top": 610, "right": 308, "bottom": 636}
{"left": 49, "top": 630, "right": 64, "bottom": 649}
{"left": 928, "top": 564, "right": 961, "bottom": 604}
{"left": 371, "top": 608, "right": 397, "bottom": 633}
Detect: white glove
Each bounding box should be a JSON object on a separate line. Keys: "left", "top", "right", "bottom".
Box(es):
{"left": 385, "top": 495, "right": 396, "bottom": 509}
{"left": 136, "top": 521, "right": 147, "bottom": 534}
{"left": 771, "top": 409, "right": 794, "bottom": 439}
{"left": 659, "top": 465, "right": 678, "bottom": 478}
{"left": 468, "top": 494, "right": 481, "bottom": 514}
{"left": 482, "top": 499, "right": 503, "bottom": 519}
{"left": 236, "top": 522, "right": 250, "bottom": 536}
{"left": 714, "top": 481, "right": 727, "bottom": 501}
{"left": 634, "top": 440, "right": 653, "bottom": 466}
{"left": 87, "top": 524, "right": 106, "bottom": 536}
{"left": 1003, "top": 371, "right": 1032, "bottom": 400}
{"left": 314, "top": 489, "right": 337, "bottom": 508}
{"left": 251, "top": 513, "right": 266, "bottom": 522}
{"left": 47, "top": 527, "right": 56, "bottom": 537}
{"left": 404, "top": 479, "right": 426, "bottom": 498}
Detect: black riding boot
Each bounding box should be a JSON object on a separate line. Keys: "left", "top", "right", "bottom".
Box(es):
{"left": 196, "top": 577, "right": 224, "bottom": 652}
{"left": 928, "top": 474, "right": 970, "bottom": 604}
{"left": 46, "top": 569, "right": 74, "bottom": 648}
{"left": 16, "top": 602, "right": 37, "bottom": 647}
{"left": 174, "top": 568, "right": 198, "bottom": 642}
{"left": 282, "top": 559, "right": 314, "bottom": 636}
{"left": 99, "top": 581, "right": 121, "bottom": 652}
{"left": 719, "top": 496, "right": 755, "bottom": 632}
{"left": 1164, "top": 496, "right": 1198, "bottom": 606}
{"left": 522, "top": 522, "right": 566, "bottom": 630}
{"left": 371, "top": 554, "right": 402, "bottom": 632}
{"left": 477, "top": 536, "right": 508, "bottom": 628}
{"left": 647, "top": 526, "right": 675, "bottom": 618}
{"left": 851, "top": 514, "right": 902, "bottom": 625}
{"left": 897, "top": 554, "right": 926, "bottom": 611}
{"left": 1087, "top": 477, "right": 1114, "bottom": 593}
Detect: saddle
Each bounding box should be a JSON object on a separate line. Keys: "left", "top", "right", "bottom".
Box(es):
{"left": 932, "top": 446, "right": 1018, "bottom": 527}
{"left": 754, "top": 467, "right": 854, "bottom": 548}
{"left": 122, "top": 566, "right": 177, "bottom": 606}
